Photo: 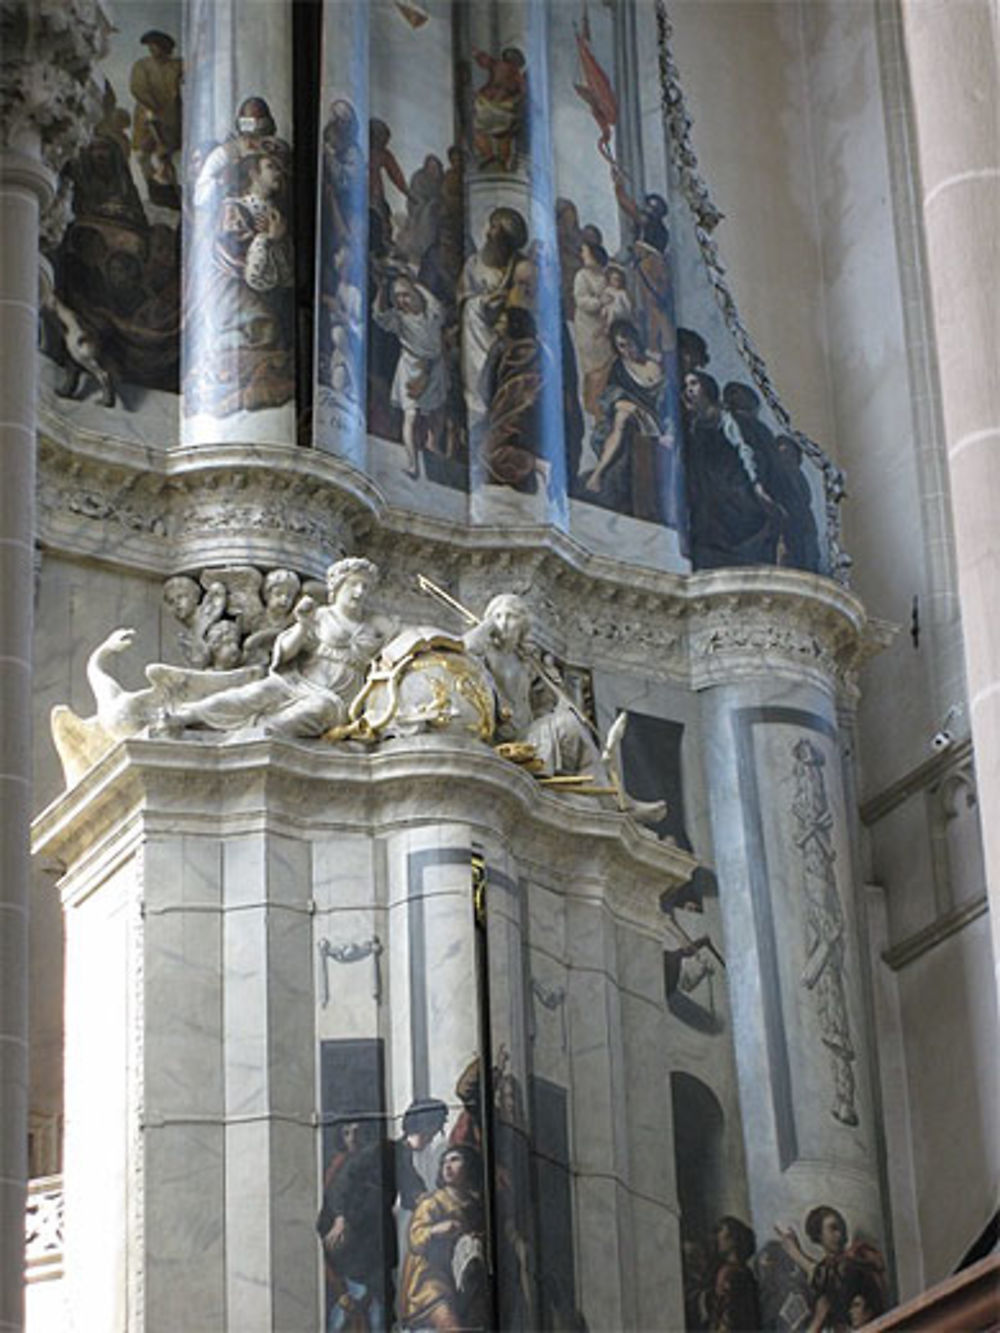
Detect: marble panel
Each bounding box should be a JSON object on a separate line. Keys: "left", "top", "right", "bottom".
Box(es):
{"left": 314, "top": 904, "right": 386, "bottom": 1044}
{"left": 143, "top": 837, "right": 224, "bottom": 1118}
{"left": 615, "top": 921, "right": 665, "bottom": 1008}
{"left": 62, "top": 863, "right": 132, "bottom": 1333}
{"left": 312, "top": 835, "right": 376, "bottom": 913}
{"left": 222, "top": 839, "right": 270, "bottom": 1115}
{"left": 567, "top": 968, "right": 621, "bottom": 1178}
{"left": 524, "top": 878, "right": 566, "bottom": 965}
{"left": 422, "top": 888, "right": 479, "bottom": 1111}
{"left": 265, "top": 897, "right": 315, "bottom": 1120}
{"left": 630, "top": 1193, "right": 684, "bottom": 1333}
{"left": 224, "top": 1119, "right": 274, "bottom": 1331}
{"left": 526, "top": 949, "right": 571, "bottom": 1088}
{"left": 268, "top": 1118, "right": 321, "bottom": 1332}
{"left": 563, "top": 895, "right": 608, "bottom": 975}
{"left": 573, "top": 1172, "right": 625, "bottom": 1333}
{"left": 384, "top": 829, "right": 479, "bottom": 1119}
{"left": 144, "top": 1123, "right": 225, "bottom": 1330}
{"left": 266, "top": 834, "right": 313, "bottom": 910}
{"left": 621, "top": 991, "right": 672, "bottom": 1209}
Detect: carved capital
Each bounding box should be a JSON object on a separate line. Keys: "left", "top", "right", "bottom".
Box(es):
{"left": 0, "top": 1, "right": 110, "bottom": 234}
{"left": 683, "top": 570, "right": 875, "bottom": 699}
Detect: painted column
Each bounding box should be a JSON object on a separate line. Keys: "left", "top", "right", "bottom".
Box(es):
{"left": 382, "top": 829, "right": 490, "bottom": 1332}
{"left": 692, "top": 576, "right": 890, "bottom": 1324}
{"left": 0, "top": 142, "right": 53, "bottom": 1333}
{"left": 0, "top": 6, "right": 106, "bottom": 1325}
{"left": 458, "top": 0, "right": 568, "bottom": 530}
{"left": 900, "top": 0, "right": 1000, "bottom": 991}
{"left": 313, "top": 0, "right": 370, "bottom": 465}
{"left": 182, "top": 0, "right": 297, "bottom": 445}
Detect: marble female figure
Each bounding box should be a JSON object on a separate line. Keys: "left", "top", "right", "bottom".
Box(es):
{"left": 166, "top": 558, "right": 393, "bottom": 737}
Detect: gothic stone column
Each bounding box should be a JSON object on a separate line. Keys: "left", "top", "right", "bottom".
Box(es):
{"left": 901, "top": 0, "right": 1000, "bottom": 992}
{"left": 0, "top": 5, "right": 107, "bottom": 1325}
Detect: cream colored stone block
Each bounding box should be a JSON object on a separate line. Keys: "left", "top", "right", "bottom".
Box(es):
{"left": 904, "top": 0, "right": 999, "bottom": 190}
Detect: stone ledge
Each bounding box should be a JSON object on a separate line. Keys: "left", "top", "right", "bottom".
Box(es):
{"left": 32, "top": 733, "right": 700, "bottom": 931}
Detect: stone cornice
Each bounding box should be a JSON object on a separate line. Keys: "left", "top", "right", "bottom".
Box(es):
{"left": 36, "top": 432, "right": 880, "bottom": 695}
{"left": 32, "top": 735, "right": 700, "bottom": 933}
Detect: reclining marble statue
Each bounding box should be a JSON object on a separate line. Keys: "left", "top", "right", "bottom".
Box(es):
{"left": 50, "top": 558, "right": 666, "bottom": 827}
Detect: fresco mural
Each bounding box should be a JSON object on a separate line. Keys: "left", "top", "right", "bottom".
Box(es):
{"left": 39, "top": 0, "right": 834, "bottom": 563}
{"left": 184, "top": 96, "right": 295, "bottom": 417}
{"left": 678, "top": 1205, "right": 888, "bottom": 1333}
{"left": 40, "top": 7, "right": 184, "bottom": 421}
{"left": 319, "top": 1039, "right": 564, "bottom": 1332}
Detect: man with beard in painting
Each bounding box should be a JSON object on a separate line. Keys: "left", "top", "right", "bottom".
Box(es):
{"left": 480, "top": 306, "right": 550, "bottom": 493}
{"left": 458, "top": 206, "right": 529, "bottom": 428}
{"left": 683, "top": 370, "right": 780, "bottom": 569}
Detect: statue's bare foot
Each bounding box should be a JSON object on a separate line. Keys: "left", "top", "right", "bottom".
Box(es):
{"left": 627, "top": 798, "right": 667, "bottom": 827}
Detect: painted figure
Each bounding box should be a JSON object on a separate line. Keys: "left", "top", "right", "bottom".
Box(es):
{"left": 776, "top": 1206, "right": 887, "bottom": 1333}
{"left": 458, "top": 207, "right": 529, "bottom": 427}
{"left": 572, "top": 229, "right": 612, "bottom": 420}
{"left": 582, "top": 319, "right": 673, "bottom": 521}
{"left": 480, "top": 306, "right": 550, "bottom": 493}
{"left": 187, "top": 98, "right": 294, "bottom": 415}
{"left": 369, "top": 119, "right": 409, "bottom": 257}
{"left": 373, "top": 273, "right": 448, "bottom": 478}
{"left": 399, "top": 1145, "right": 488, "bottom": 1332}
{"left": 317, "top": 1099, "right": 448, "bottom": 1333}
{"left": 129, "top": 30, "right": 182, "bottom": 207}
{"left": 472, "top": 46, "right": 527, "bottom": 172}
{"left": 683, "top": 370, "right": 781, "bottom": 568}
{"left": 707, "top": 1217, "right": 760, "bottom": 1333}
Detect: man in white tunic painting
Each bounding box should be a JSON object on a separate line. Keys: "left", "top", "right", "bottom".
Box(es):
{"left": 374, "top": 274, "right": 447, "bottom": 479}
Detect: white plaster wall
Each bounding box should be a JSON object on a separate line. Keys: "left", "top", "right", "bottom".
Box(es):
{"left": 894, "top": 915, "right": 1000, "bottom": 1282}
{"left": 667, "top": 0, "right": 837, "bottom": 451}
